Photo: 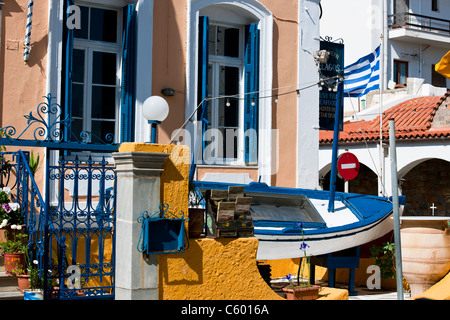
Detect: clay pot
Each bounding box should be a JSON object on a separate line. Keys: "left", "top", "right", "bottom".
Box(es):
{"left": 17, "top": 274, "right": 30, "bottom": 293}
{"left": 282, "top": 285, "right": 320, "bottom": 300}
{"left": 400, "top": 217, "right": 450, "bottom": 298}
{"left": 3, "top": 253, "right": 26, "bottom": 275}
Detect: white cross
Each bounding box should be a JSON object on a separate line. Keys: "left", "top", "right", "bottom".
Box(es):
{"left": 430, "top": 203, "right": 437, "bottom": 216}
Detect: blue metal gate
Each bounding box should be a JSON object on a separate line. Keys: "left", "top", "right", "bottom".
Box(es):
{"left": 45, "top": 156, "right": 116, "bottom": 299}
{"left": 0, "top": 94, "right": 118, "bottom": 299}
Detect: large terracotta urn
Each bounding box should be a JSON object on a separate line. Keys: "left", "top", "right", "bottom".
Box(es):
{"left": 400, "top": 217, "right": 450, "bottom": 298}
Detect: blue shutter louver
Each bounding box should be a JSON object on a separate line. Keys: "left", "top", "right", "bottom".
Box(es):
{"left": 198, "top": 16, "right": 209, "bottom": 145}
{"left": 244, "top": 23, "right": 259, "bottom": 164}
{"left": 189, "top": 16, "right": 209, "bottom": 183}
{"left": 120, "top": 4, "right": 136, "bottom": 143}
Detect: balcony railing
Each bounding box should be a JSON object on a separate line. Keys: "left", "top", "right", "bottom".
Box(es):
{"left": 388, "top": 13, "right": 450, "bottom": 36}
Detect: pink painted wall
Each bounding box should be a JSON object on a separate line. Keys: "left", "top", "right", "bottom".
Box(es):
{"left": 0, "top": 0, "right": 308, "bottom": 189}
{"left": 0, "top": 0, "right": 48, "bottom": 188}
{"left": 1, "top": 0, "right": 48, "bottom": 133}
{"left": 152, "top": 0, "right": 301, "bottom": 188}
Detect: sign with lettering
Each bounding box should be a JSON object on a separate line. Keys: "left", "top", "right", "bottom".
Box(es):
{"left": 319, "top": 40, "right": 344, "bottom": 131}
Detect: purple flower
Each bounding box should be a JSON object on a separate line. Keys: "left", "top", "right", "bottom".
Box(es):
{"left": 299, "top": 241, "right": 309, "bottom": 252}
{"left": 2, "top": 203, "right": 11, "bottom": 214}
{"left": 284, "top": 273, "right": 293, "bottom": 283}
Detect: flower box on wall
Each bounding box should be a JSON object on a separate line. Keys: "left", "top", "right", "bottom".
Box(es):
{"left": 137, "top": 203, "right": 187, "bottom": 255}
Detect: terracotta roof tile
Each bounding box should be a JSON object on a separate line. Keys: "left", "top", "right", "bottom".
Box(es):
{"left": 319, "top": 92, "right": 450, "bottom": 144}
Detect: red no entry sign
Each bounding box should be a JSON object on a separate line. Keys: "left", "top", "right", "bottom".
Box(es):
{"left": 337, "top": 152, "right": 360, "bottom": 180}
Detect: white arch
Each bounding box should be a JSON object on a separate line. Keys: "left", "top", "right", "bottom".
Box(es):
{"left": 191, "top": 0, "right": 271, "bottom": 20}
{"left": 320, "top": 140, "right": 450, "bottom": 196}
{"left": 319, "top": 145, "right": 381, "bottom": 179}
{"left": 397, "top": 143, "right": 450, "bottom": 178}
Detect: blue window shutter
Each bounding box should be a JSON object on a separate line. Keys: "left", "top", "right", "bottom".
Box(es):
{"left": 189, "top": 16, "right": 209, "bottom": 182}
{"left": 120, "top": 4, "right": 136, "bottom": 143}
{"left": 198, "top": 16, "right": 209, "bottom": 112}
{"left": 244, "top": 23, "right": 259, "bottom": 164}
{"left": 198, "top": 16, "right": 209, "bottom": 148}
{"left": 64, "top": 0, "right": 74, "bottom": 142}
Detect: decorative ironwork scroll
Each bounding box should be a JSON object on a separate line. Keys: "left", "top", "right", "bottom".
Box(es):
{"left": 46, "top": 155, "right": 116, "bottom": 299}
{"left": 137, "top": 203, "right": 188, "bottom": 255}
{"left": 0, "top": 94, "right": 118, "bottom": 151}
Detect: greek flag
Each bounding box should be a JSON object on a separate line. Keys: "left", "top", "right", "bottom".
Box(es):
{"left": 343, "top": 46, "right": 380, "bottom": 98}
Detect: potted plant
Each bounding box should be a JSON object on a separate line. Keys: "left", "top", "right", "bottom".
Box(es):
{"left": 0, "top": 226, "right": 28, "bottom": 274}
{"left": 282, "top": 223, "right": 321, "bottom": 300}
{"left": 369, "top": 241, "right": 396, "bottom": 280}
{"left": 10, "top": 259, "right": 30, "bottom": 293}
{"left": 23, "top": 259, "right": 45, "bottom": 300}
{"left": 28, "top": 150, "right": 40, "bottom": 176}
{"left": 0, "top": 186, "right": 24, "bottom": 249}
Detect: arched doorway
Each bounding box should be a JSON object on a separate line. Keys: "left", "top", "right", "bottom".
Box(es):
{"left": 321, "top": 163, "right": 378, "bottom": 196}
{"left": 401, "top": 159, "right": 450, "bottom": 216}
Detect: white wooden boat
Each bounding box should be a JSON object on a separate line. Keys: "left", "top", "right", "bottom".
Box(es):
{"left": 194, "top": 181, "right": 399, "bottom": 260}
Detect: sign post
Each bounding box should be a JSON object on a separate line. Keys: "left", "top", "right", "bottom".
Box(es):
{"left": 318, "top": 39, "right": 345, "bottom": 213}
{"left": 327, "top": 83, "right": 343, "bottom": 213}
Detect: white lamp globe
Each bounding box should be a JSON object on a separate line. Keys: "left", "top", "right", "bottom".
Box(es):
{"left": 142, "top": 96, "right": 169, "bottom": 122}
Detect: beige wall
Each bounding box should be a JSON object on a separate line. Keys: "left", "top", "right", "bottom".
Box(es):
{"left": 152, "top": 0, "right": 187, "bottom": 145}
{"left": 263, "top": 0, "right": 298, "bottom": 187}
{"left": 1, "top": 0, "right": 48, "bottom": 132}
{"left": 0, "top": 0, "right": 308, "bottom": 189}
{"left": 0, "top": 0, "right": 48, "bottom": 189}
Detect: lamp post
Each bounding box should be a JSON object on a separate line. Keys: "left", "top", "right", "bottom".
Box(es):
{"left": 142, "top": 96, "right": 169, "bottom": 143}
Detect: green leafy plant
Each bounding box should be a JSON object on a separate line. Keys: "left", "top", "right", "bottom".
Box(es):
{"left": 28, "top": 151, "right": 40, "bottom": 176}
{"left": 370, "top": 241, "right": 396, "bottom": 279}
{"left": 10, "top": 260, "right": 26, "bottom": 276}
{"left": 0, "top": 229, "right": 28, "bottom": 253}
{"left": 28, "top": 260, "right": 46, "bottom": 290}
{"left": 23, "top": 249, "right": 51, "bottom": 290}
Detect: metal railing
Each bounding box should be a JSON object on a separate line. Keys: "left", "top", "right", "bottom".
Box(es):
{"left": 388, "top": 12, "right": 450, "bottom": 36}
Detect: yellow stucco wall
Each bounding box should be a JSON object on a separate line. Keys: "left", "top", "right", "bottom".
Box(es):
{"left": 119, "top": 142, "right": 190, "bottom": 218}
{"left": 118, "top": 143, "right": 350, "bottom": 300}
{"left": 159, "top": 237, "right": 284, "bottom": 300}
{"left": 119, "top": 143, "right": 282, "bottom": 300}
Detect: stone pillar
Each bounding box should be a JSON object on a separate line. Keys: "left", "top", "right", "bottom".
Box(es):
{"left": 112, "top": 151, "right": 169, "bottom": 300}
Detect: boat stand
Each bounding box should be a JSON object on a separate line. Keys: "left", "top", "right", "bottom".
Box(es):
{"left": 310, "top": 246, "right": 360, "bottom": 296}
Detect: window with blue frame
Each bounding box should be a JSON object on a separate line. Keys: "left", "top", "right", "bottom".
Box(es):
{"left": 197, "top": 16, "right": 259, "bottom": 165}
{"left": 63, "top": 1, "right": 135, "bottom": 144}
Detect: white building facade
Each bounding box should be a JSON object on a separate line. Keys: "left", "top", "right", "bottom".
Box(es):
{"left": 318, "top": 0, "right": 450, "bottom": 217}
{"left": 320, "top": 0, "right": 449, "bottom": 114}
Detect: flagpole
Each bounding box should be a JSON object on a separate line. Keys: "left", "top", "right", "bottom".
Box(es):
{"left": 379, "top": 0, "right": 387, "bottom": 197}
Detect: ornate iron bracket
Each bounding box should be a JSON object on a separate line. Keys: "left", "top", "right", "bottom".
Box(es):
{"left": 0, "top": 94, "right": 118, "bottom": 152}
{"left": 320, "top": 36, "right": 344, "bottom": 44}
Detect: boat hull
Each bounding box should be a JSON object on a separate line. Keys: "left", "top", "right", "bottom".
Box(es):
{"left": 255, "top": 211, "right": 393, "bottom": 260}
{"left": 194, "top": 181, "right": 396, "bottom": 260}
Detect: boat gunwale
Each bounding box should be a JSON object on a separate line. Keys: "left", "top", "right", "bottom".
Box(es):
{"left": 194, "top": 180, "right": 394, "bottom": 236}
